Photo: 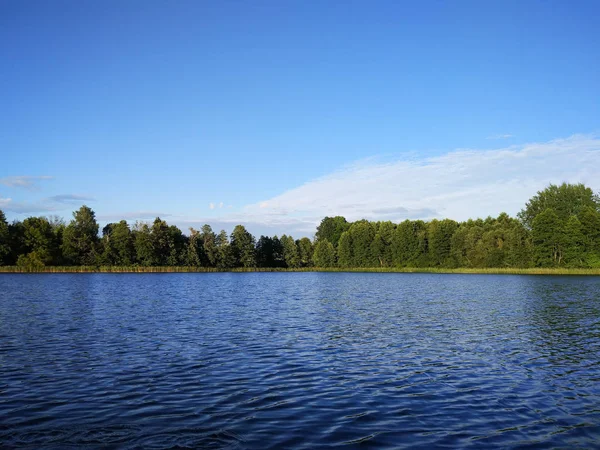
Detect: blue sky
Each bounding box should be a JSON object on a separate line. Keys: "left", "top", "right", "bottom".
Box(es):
{"left": 1, "top": 1, "right": 599, "bottom": 236}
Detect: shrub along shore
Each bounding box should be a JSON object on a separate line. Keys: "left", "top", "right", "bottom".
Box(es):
{"left": 1, "top": 266, "right": 600, "bottom": 275}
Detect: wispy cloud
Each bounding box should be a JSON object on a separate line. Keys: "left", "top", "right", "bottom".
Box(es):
{"left": 45, "top": 194, "right": 96, "bottom": 204}
{"left": 0, "top": 193, "right": 95, "bottom": 215}
{"left": 0, "top": 196, "right": 12, "bottom": 208}
{"left": 0, "top": 198, "right": 59, "bottom": 214}
{"left": 0, "top": 176, "right": 53, "bottom": 190}
{"left": 486, "top": 134, "right": 514, "bottom": 140}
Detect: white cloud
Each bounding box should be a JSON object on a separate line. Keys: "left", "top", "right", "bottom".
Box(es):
{"left": 0, "top": 176, "right": 53, "bottom": 190}
{"left": 0, "top": 198, "right": 58, "bottom": 214}
{"left": 208, "top": 202, "right": 225, "bottom": 210}
{"left": 0, "top": 196, "right": 12, "bottom": 208}
{"left": 0, "top": 193, "right": 96, "bottom": 215}
{"left": 236, "top": 134, "right": 600, "bottom": 234}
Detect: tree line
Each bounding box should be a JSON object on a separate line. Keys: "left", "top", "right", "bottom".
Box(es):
{"left": 1, "top": 183, "right": 599, "bottom": 270}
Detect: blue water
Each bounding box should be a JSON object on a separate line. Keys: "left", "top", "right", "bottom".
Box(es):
{"left": 1, "top": 273, "right": 599, "bottom": 448}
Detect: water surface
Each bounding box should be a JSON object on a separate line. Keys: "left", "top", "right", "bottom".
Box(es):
{"left": 1, "top": 273, "right": 599, "bottom": 448}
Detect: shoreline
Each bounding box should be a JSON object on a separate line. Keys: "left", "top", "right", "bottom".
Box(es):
{"left": 1, "top": 266, "right": 600, "bottom": 275}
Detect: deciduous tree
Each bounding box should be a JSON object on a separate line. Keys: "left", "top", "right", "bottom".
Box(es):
{"left": 281, "top": 234, "right": 300, "bottom": 268}
{"left": 337, "top": 231, "right": 352, "bottom": 267}
{"left": 297, "top": 237, "right": 313, "bottom": 267}
{"left": 519, "top": 183, "right": 600, "bottom": 229}
{"left": 315, "top": 216, "right": 350, "bottom": 248}
{"left": 216, "top": 230, "right": 235, "bottom": 268}
{"left": 313, "top": 240, "right": 336, "bottom": 268}
{"left": 532, "top": 208, "right": 563, "bottom": 267}
{"left": 61, "top": 205, "right": 100, "bottom": 265}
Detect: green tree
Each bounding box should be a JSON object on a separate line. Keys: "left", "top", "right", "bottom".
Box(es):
{"left": 272, "top": 236, "right": 285, "bottom": 267}
{"left": 112, "top": 220, "right": 135, "bottom": 265}
{"left": 519, "top": 183, "right": 600, "bottom": 229}
{"left": 201, "top": 224, "right": 218, "bottom": 267}
{"left": 370, "top": 233, "right": 386, "bottom": 267}
{"left": 313, "top": 240, "right": 336, "bottom": 268}
{"left": 101, "top": 221, "right": 134, "bottom": 265}
{"left": 451, "top": 216, "right": 532, "bottom": 268}
{"left": 337, "top": 231, "right": 353, "bottom": 267}
{"left": 256, "top": 235, "right": 278, "bottom": 268}
{"left": 392, "top": 220, "right": 427, "bottom": 267}
{"left": 48, "top": 215, "right": 66, "bottom": 265}
{"left": 578, "top": 206, "right": 600, "bottom": 267}
{"left": 7, "top": 221, "right": 26, "bottom": 266}
{"left": 137, "top": 218, "right": 186, "bottom": 266}
{"left": 216, "top": 229, "right": 235, "bottom": 268}
{"left": 315, "top": 216, "right": 350, "bottom": 248}
{"left": 61, "top": 205, "right": 100, "bottom": 265}
{"left": 0, "top": 210, "right": 11, "bottom": 264}
{"left": 231, "top": 225, "right": 256, "bottom": 267}
{"left": 371, "top": 221, "right": 395, "bottom": 267}
{"left": 473, "top": 215, "right": 510, "bottom": 268}
{"left": 532, "top": 208, "right": 564, "bottom": 267}
{"left": 150, "top": 217, "right": 170, "bottom": 265}
{"left": 21, "top": 216, "right": 59, "bottom": 265}
{"left": 186, "top": 227, "right": 204, "bottom": 266}
{"left": 297, "top": 237, "right": 313, "bottom": 267}
{"left": 281, "top": 234, "right": 300, "bottom": 268}
{"left": 165, "top": 225, "right": 187, "bottom": 266}
{"left": 133, "top": 222, "right": 154, "bottom": 265}
{"left": 428, "top": 219, "right": 458, "bottom": 267}
{"left": 348, "top": 220, "right": 377, "bottom": 267}
{"left": 450, "top": 221, "right": 480, "bottom": 268}
{"left": 562, "top": 215, "right": 585, "bottom": 267}
{"left": 503, "top": 219, "right": 533, "bottom": 268}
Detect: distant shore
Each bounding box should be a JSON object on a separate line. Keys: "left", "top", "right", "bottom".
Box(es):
{"left": 1, "top": 266, "right": 600, "bottom": 275}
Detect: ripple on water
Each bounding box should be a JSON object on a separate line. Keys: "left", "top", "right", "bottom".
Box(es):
{"left": 0, "top": 273, "right": 600, "bottom": 448}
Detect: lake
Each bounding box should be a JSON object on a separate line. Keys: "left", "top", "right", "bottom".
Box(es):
{"left": 1, "top": 273, "right": 599, "bottom": 448}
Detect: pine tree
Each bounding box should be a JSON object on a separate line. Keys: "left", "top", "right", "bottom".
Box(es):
{"left": 231, "top": 225, "right": 256, "bottom": 268}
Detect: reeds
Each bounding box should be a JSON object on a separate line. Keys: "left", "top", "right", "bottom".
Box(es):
{"left": 1, "top": 266, "right": 600, "bottom": 275}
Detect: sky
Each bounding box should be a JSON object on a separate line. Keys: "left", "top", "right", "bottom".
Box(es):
{"left": 1, "top": 1, "right": 599, "bottom": 237}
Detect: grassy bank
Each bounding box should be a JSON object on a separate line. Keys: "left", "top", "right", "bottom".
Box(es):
{"left": 1, "top": 266, "right": 600, "bottom": 275}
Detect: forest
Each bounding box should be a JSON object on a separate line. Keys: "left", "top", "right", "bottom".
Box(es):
{"left": 1, "top": 183, "right": 600, "bottom": 271}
